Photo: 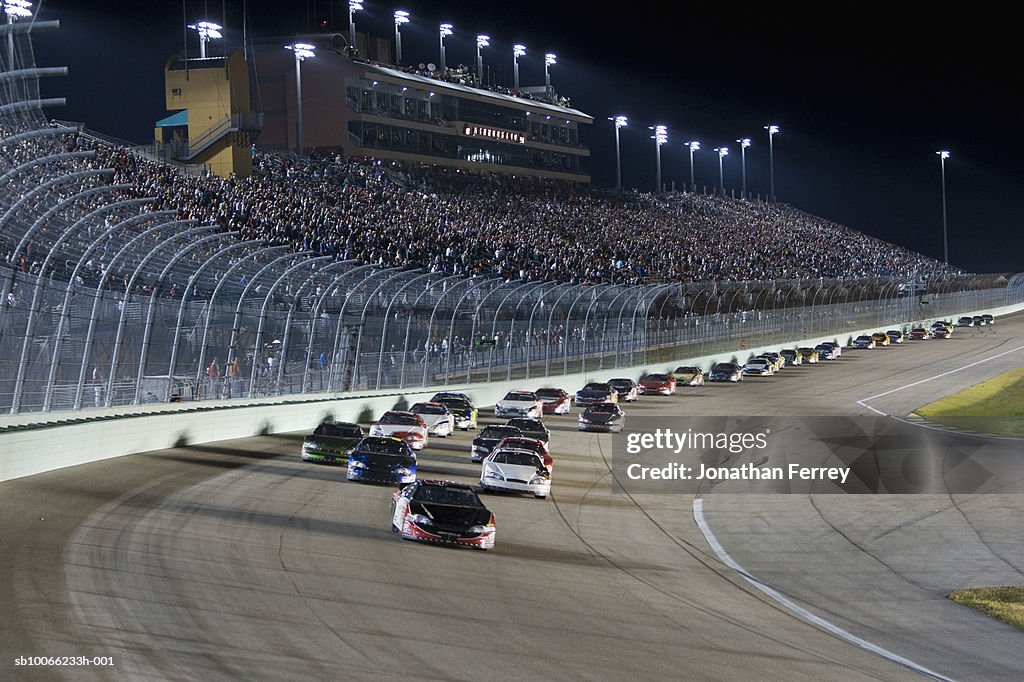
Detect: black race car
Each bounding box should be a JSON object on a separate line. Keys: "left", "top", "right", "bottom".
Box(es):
{"left": 504, "top": 417, "right": 550, "bottom": 443}
{"left": 578, "top": 402, "right": 626, "bottom": 433}
{"left": 346, "top": 436, "right": 417, "bottom": 485}
{"left": 301, "top": 421, "right": 364, "bottom": 464}
{"left": 471, "top": 424, "right": 523, "bottom": 463}
{"left": 391, "top": 480, "right": 496, "bottom": 549}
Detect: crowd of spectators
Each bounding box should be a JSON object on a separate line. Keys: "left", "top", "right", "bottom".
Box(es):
{"left": 98, "top": 146, "right": 956, "bottom": 286}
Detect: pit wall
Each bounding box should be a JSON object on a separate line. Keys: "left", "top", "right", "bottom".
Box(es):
{"left": 2, "top": 303, "right": 1019, "bottom": 484}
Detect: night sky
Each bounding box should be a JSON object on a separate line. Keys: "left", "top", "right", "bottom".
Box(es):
{"left": 32, "top": 1, "right": 1024, "bottom": 274}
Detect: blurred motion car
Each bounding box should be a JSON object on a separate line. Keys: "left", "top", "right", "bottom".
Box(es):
{"left": 709, "top": 363, "right": 743, "bottom": 382}
{"left": 481, "top": 448, "right": 551, "bottom": 499}
{"left": 578, "top": 402, "right": 626, "bottom": 433}
{"left": 983, "top": 314, "right": 995, "bottom": 325}
{"left": 471, "top": 424, "right": 522, "bottom": 463}
{"left": 973, "top": 315, "right": 986, "bottom": 326}
{"left": 885, "top": 330, "right": 904, "bottom": 344}
{"left": 504, "top": 417, "right": 550, "bottom": 443}
{"left": 852, "top": 335, "right": 876, "bottom": 349}
{"left": 815, "top": 343, "right": 839, "bottom": 360}
{"left": 956, "top": 316, "right": 974, "bottom": 327}
{"left": 301, "top": 421, "right": 364, "bottom": 464}
{"left": 535, "top": 387, "right": 572, "bottom": 415}
{"left": 391, "top": 480, "right": 495, "bottom": 549}
{"left": 932, "top": 325, "right": 952, "bottom": 339}
{"left": 908, "top": 327, "right": 931, "bottom": 340}
{"left": 430, "top": 392, "right": 478, "bottom": 430}
{"left": 871, "top": 332, "right": 891, "bottom": 347}
{"left": 742, "top": 358, "right": 774, "bottom": 376}
{"left": 370, "top": 411, "right": 429, "bottom": 450}
{"left": 575, "top": 382, "right": 619, "bottom": 406}
{"left": 607, "top": 378, "right": 639, "bottom": 402}
{"left": 797, "top": 347, "right": 819, "bottom": 363}
{"left": 779, "top": 349, "right": 802, "bottom": 366}
{"left": 410, "top": 402, "right": 454, "bottom": 437}
{"left": 820, "top": 341, "right": 842, "bottom": 358}
{"left": 347, "top": 436, "right": 417, "bottom": 485}
{"left": 495, "top": 390, "right": 544, "bottom": 418}
{"left": 671, "top": 366, "right": 706, "bottom": 386}
{"left": 639, "top": 373, "right": 677, "bottom": 395}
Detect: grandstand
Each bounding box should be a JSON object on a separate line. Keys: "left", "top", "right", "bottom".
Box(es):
{"left": 1, "top": 9, "right": 1021, "bottom": 416}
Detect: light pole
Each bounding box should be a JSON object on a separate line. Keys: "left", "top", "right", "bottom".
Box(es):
{"left": 476, "top": 34, "right": 490, "bottom": 86}
{"left": 650, "top": 125, "right": 667, "bottom": 193}
{"left": 737, "top": 137, "right": 751, "bottom": 199}
{"left": 685, "top": 140, "right": 700, "bottom": 193}
{"left": 764, "top": 123, "right": 780, "bottom": 202}
{"left": 714, "top": 146, "right": 729, "bottom": 194}
{"left": 393, "top": 10, "right": 409, "bottom": 65}
{"left": 513, "top": 44, "right": 526, "bottom": 90}
{"left": 285, "top": 42, "right": 316, "bottom": 155}
{"left": 439, "top": 23, "right": 453, "bottom": 73}
{"left": 544, "top": 53, "right": 557, "bottom": 94}
{"left": 608, "top": 115, "right": 627, "bottom": 191}
{"left": 187, "top": 20, "right": 222, "bottom": 59}
{"left": 348, "top": 1, "right": 362, "bottom": 53}
{"left": 4, "top": 0, "right": 31, "bottom": 68}
{"left": 937, "top": 150, "right": 951, "bottom": 264}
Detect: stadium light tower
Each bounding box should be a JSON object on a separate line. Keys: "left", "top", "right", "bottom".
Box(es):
{"left": 4, "top": 0, "right": 32, "bottom": 68}
{"left": 476, "top": 34, "right": 490, "bottom": 86}
{"left": 348, "top": 1, "right": 363, "bottom": 52}
{"left": 608, "top": 116, "right": 627, "bottom": 191}
{"left": 285, "top": 42, "right": 316, "bottom": 155}
{"left": 439, "top": 23, "right": 453, "bottom": 73}
{"left": 764, "top": 123, "right": 780, "bottom": 201}
{"left": 650, "top": 125, "right": 668, "bottom": 193}
{"left": 393, "top": 11, "right": 409, "bottom": 65}
{"left": 737, "top": 138, "right": 751, "bottom": 199}
{"left": 714, "top": 146, "right": 729, "bottom": 194}
{"left": 187, "top": 20, "right": 223, "bottom": 59}
{"left": 544, "top": 53, "right": 557, "bottom": 94}
{"left": 513, "top": 44, "right": 526, "bottom": 90}
{"left": 937, "top": 150, "right": 951, "bottom": 264}
{"left": 685, "top": 140, "right": 700, "bottom": 193}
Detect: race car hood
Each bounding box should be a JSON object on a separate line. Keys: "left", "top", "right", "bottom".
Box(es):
{"left": 303, "top": 434, "right": 361, "bottom": 452}
{"left": 582, "top": 411, "right": 618, "bottom": 424}
{"left": 485, "top": 461, "right": 548, "bottom": 482}
{"left": 410, "top": 502, "right": 491, "bottom": 528}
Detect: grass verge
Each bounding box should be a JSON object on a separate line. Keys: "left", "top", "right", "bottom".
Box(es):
{"left": 913, "top": 364, "right": 1024, "bottom": 437}
{"left": 949, "top": 586, "right": 1024, "bottom": 630}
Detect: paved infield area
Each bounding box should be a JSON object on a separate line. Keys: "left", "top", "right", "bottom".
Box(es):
{"left": 2, "top": 317, "right": 1023, "bottom": 681}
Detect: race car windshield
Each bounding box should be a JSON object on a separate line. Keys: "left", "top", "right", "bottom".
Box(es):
{"left": 413, "top": 404, "right": 447, "bottom": 414}
{"left": 535, "top": 388, "right": 563, "bottom": 398}
{"left": 481, "top": 426, "right": 519, "bottom": 439}
{"left": 414, "top": 485, "right": 482, "bottom": 507}
{"left": 504, "top": 392, "right": 535, "bottom": 401}
{"left": 675, "top": 367, "right": 699, "bottom": 373}
{"left": 439, "top": 398, "right": 469, "bottom": 410}
{"left": 583, "top": 383, "right": 609, "bottom": 391}
{"left": 586, "top": 404, "right": 617, "bottom": 414}
{"left": 493, "top": 451, "right": 543, "bottom": 467}
{"left": 507, "top": 419, "right": 544, "bottom": 430}
{"left": 314, "top": 423, "right": 362, "bottom": 438}
{"left": 378, "top": 413, "right": 420, "bottom": 426}
{"left": 644, "top": 374, "right": 670, "bottom": 381}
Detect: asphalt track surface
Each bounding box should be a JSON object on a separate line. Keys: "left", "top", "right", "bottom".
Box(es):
{"left": 2, "top": 317, "right": 1023, "bottom": 681}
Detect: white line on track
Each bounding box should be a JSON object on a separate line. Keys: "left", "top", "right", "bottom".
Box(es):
{"left": 855, "top": 344, "right": 1024, "bottom": 416}
{"left": 692, "top": 498, "right": 957, "bottom": 682}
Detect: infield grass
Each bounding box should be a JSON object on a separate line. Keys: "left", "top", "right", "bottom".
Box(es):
{"left": 914, "top": 364, "right": 1024, "bottom": 437}
{"left": 949, "top": 586, "right": 1024, "bottom": 631}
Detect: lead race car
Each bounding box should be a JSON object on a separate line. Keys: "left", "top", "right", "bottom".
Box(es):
{"left": 392, "top": 480, "right": 496, "bottom": 549}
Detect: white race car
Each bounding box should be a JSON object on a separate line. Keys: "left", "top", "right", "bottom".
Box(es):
{"left": 495, "top": 390, "right": 543, "bottom": 418}
{"left": 480, "top": 448, "right": 551, "bottom": 499}
{"left": 410, "top": 402, "right": 455, "bottom": 437}
{"left": 370, "top": 410, "right": 429, "bottom": 450}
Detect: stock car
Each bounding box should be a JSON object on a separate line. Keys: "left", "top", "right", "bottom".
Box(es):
{"left": 973, "top": 315, "right": 986, "bottom": 326}
{"left": 535, "top": 387, "right": 572, "bottom": 415}
{"left": 779, "top": 349, "right": 802, "bottom": 366}
{"left": 741, "top": 358, "right": 774, "bottom": 376}
{"left": 908, "top": 327, "right": 931, "bottom": 340}
{"left": 871, "top": 332, "right": 891, "bottom": 347}
{"left": 575, "top": 382, "right": 619, "bottom": 406}
{"left": 757, "top": 352, "right": 785, "bottom": 371}
{"left": 410, "top": 402, "right": 455, "bottom": 437}
{"left": 300, "top": 421, "right": 364, "bottom": 464}
{"left": 496, "top": 436, "right": 553, "bottom": 471}
{"left": 608, "top": 378, "right": 640, "bottom": 402}
{"left": 852, "top": 335, "right": 876, "bottom": 349}
{"left": 957, "top": 316, "right": 975, "bottom": 327}
{"left": 815, "top": 343, "right": 839, "bottom": 360}
{"left": 578, "top": 402, "right": 626, "bottom": 433}
{"left": 495, "top": 390, "right": 544, "bottom": 418}
{"left": 346, "top": 436, "right": 417, "bottom": 485}
{"left": 886, "top": 330, "right": 904, "bottom": 344}
{"left": 983, "top": 314, "right": 995, "bottom": 325}
{"left": 430, "top": 392, "right": 479, "bottom": 430}
{"left": 471, "top": 424, "right": 522, "bottom": 462}
{"left": 639, "top": 373, "right": 677, "bottom": 395}
{"left": 370, "top": 410, "right": 429, "bottom": 450}
{"left": 797, "top": 347, "right": 819, "bottom": 364}
{"left": 932, "top": 325, "right": 952, "bottom": 339}
{"left": 708, "top": 363, "right": 743, "bottom": 382}
{"left": 505, "top": 417, "right": 550, "bottom": 443}
{"left": 480, "top": 448, "right": 552, "bottom": 499}
{"left": 391, "top": 480, "right": 496, "bottom": 549}
{"left": 820, "top": 341, "right": 842, "bottom": 358}
{"left": 671, "top": 366, "right": 706, "bottom": 386}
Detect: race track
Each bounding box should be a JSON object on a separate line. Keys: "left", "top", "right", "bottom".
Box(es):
{"left": 2, "top": 317, "right": 1023, "bottom": 680}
